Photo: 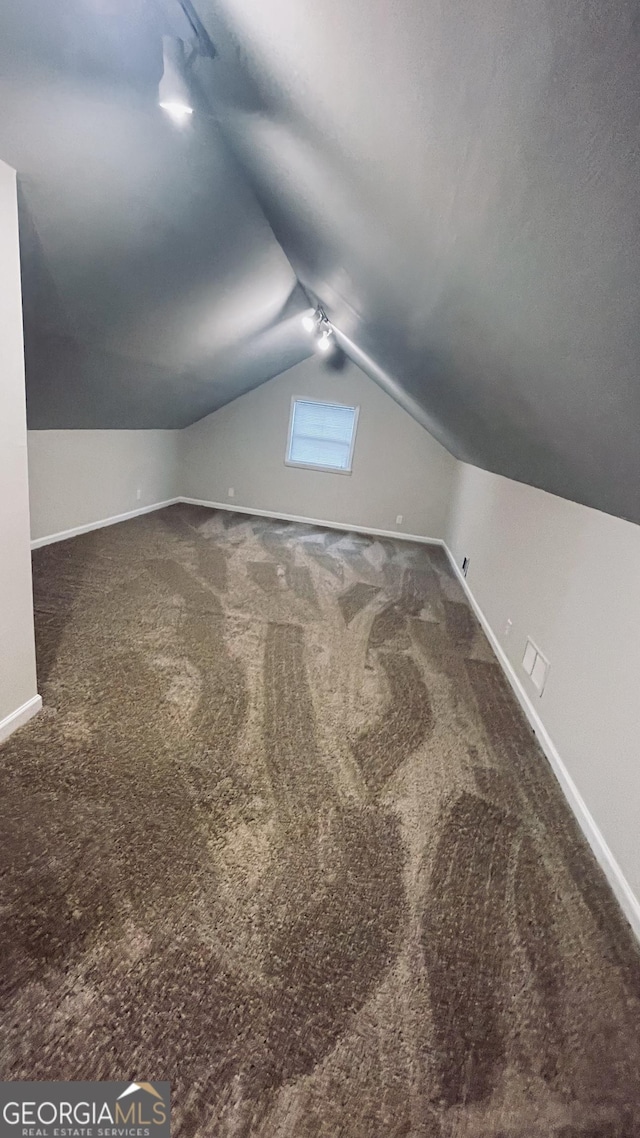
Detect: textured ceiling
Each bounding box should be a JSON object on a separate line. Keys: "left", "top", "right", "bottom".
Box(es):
{"left": 190, "top": 0, "right": 640, "bottom": 524}
{"left": 2, "top": 2, "right": 640, "bottom": 522}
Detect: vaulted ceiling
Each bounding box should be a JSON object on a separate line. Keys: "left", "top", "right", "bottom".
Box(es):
{"left": 2, "top": 1, "right": 640, "bottom": 523}
{"left": 0, "top": 1, "right": 312, "bottom": 429}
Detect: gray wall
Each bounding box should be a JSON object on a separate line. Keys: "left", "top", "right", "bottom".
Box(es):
{"left": 198, "top": 0, "right": 640, "bottom": 527}
{"left": 0, "top": 160, "right": 38, "bottom": 732}
{"left": 0, "top": 2, "right": 305, "bottom": 431}
{"left": 447, "top": 462, "right": 640, "bottom": 909}
{"left": 28, "top": 430, "right": 180, "bottom": 543}
{"left": 181, "top": 356, "right": 457, "bottom": 539}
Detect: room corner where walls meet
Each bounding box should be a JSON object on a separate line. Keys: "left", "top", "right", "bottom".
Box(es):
{"left": 22, "top": 360, "right": 640, "bottom": 945}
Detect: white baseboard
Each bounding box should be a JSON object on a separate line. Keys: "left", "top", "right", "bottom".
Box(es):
{"left": 180, "top": 498, "right": 446, "bottom": 547}
{"left": 444, "top": 545, "right": 640, "bottom": 943}
{"left": 32, "top": 495, "right": 445, "bottom": 549}
{"left": 0, "top": 694, "right": 42, "bottom": 745}
{"left": 26, "top": 493, "right": 640, "bottom": 941}
{"left": 31, "top": 498, "right": 181, "bottom": 549}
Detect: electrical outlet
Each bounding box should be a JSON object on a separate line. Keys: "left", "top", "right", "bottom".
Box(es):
{"left": 396, "top": 514, "right": 403, "bottom": 525}
{"left": 136, "top": 487, "right": 142, "bottom": 501}
{"left": 228, "top": 487, "right": 235, "bottom": 498}
{"left": 462, "top": 556, "right": 470, "bottom": 578}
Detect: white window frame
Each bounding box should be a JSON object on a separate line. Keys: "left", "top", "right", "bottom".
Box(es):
{"left": 285, "top": 396, "right": 360, "bottom": 475}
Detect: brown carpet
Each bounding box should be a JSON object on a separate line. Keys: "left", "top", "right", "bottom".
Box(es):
{"left": 1, "top": 503, "right": 640, "bottom": 1136}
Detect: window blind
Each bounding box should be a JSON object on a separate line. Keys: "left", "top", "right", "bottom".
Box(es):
{"left": 287, "top": 399, "right": 358, "bottom": 471}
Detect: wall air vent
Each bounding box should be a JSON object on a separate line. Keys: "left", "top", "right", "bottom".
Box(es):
{"left": 522, "top": 637, "right": 550, "bottom": 696}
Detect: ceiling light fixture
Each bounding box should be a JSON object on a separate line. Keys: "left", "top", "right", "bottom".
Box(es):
{"left": 315, "top": 327, "right": 335, "bottom": 355}
{"left": 159, "top": 100, "right": 194, "bottom": 124}
{"left": 159, "top": 35, "right": 199, "bottom": 126}
{"left": 301, "top": 308, "right": 323, "bottom": 333}
{"left": 302, "top": 308, "right": 336, "bottom": 355}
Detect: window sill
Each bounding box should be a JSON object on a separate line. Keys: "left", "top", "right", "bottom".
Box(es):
{"left": 284, "top": 459, "right": 353, "bottom": 476}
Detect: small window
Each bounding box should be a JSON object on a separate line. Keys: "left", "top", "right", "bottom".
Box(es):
{"left": 286, "top": 398, "right": 359, "bottom": 473}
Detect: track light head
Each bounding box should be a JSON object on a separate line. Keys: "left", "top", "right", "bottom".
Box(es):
{"left": 315, "top": 326, "right": 335, "bottom": 355}
{"left": 159, "top": 100, "right": 194, "bottom": 124}
{"left": 302, "top": 307, "right": 336, "bottom": 356}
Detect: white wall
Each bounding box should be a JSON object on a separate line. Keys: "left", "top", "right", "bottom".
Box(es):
{"left": 447, "top": 462, "right": 640, "bottom": 913}
{"left": 28, "top": 430, "right": 180, "bottom": 543}
{"left": 0, "top": 160, "right": 39, "bottom": 735}
{"left": 181, "top": 356, "right": 457, "bottom": 539}
{"left": 22, "top": 352, "right": 640, "bottom": 934}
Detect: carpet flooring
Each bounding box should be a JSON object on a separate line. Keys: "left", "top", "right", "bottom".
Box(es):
{"left": 1, "top": 504, "right": 640, "bottom": 1136}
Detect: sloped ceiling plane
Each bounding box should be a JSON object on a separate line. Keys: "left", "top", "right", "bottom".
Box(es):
{"left": 1, "top": 0, "right": 640, "bottom": 524}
